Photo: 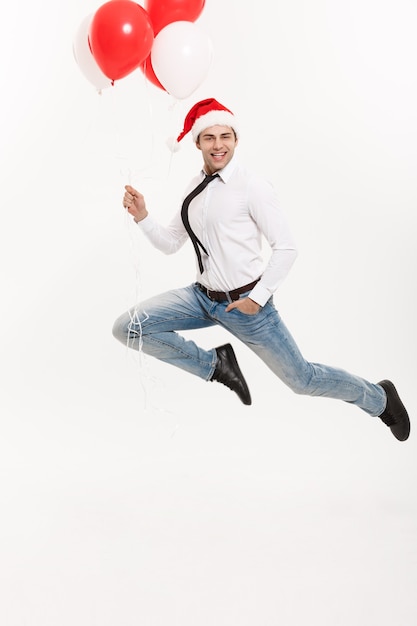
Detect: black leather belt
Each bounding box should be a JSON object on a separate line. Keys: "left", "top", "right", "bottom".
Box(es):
{"left": 197, "top": 278, "right": 260, "bottom": 302}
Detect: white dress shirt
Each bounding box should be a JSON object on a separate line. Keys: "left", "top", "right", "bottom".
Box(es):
{"left": 138, "top": 156, "right": 298, "bottom": 307}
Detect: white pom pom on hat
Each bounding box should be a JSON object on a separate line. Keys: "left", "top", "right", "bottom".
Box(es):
{"left": 167, "top": 97, "right": 238, "bottom": 152}
{"left": 166, "top": 136, "right": 181, "bottom": 152}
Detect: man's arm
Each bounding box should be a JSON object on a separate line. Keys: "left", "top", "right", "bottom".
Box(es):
{"left": 247, "top": 179, "right": 298, "bottom": 306}
{"left": 122, "top": 184, "right": 188, "bottom": 255}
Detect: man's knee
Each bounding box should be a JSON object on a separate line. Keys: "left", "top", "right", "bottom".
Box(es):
{"left": 112, "top": 312, "right": 129, "bottom": 344}
{"left": 112, "top": 308, "right": 149, "bottom": 345}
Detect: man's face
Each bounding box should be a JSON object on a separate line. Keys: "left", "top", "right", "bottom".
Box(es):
{"left": 196, "top": 125, "right": 238, "bottom": 174}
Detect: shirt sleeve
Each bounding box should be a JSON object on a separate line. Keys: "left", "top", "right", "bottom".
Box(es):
{"left": 137, "top": 211, "right": 188, "bottom": 255}
{"left": 247, "top": 177, "right": 298, "bottom": 306}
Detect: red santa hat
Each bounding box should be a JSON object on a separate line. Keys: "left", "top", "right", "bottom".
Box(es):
{"left": 167, "top": 98, "right": 239, "bottom": 152}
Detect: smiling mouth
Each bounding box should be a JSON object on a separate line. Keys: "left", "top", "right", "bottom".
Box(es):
{"left": 212, "top": 152, "right": 227, "bottom": 158}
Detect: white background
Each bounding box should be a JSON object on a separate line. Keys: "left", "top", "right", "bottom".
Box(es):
{"left": 1, "top": 1, "right": 416, "bottom": 624}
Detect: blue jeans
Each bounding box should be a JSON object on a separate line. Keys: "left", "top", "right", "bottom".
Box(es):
{"left": 112, "top": 283, "right": 386, "bottom": 416}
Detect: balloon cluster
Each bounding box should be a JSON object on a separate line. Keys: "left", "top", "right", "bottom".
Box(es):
{"left": 73, "top": 0, "right": 211, "bottom": 99}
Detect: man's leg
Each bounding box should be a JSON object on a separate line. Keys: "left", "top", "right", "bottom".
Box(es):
{"left": 112, "top": 285, "right": 251, "bottom": 404}
{"left": 213, "top": 293, "right": 409, "bottom": 438}
{"left": 113, "top": 285, "right": 216, "bottom": 378}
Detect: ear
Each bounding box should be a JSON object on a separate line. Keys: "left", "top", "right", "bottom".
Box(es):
{"left": 196, "top": 141, "right": 202, "bottom": 151}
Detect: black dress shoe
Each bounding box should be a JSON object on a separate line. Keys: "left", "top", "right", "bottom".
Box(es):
{"left": 211, "top": 343, "right": 252, "bottom": 405}
{"left": 378, "top": 380, "right": 410, "bottom": 441}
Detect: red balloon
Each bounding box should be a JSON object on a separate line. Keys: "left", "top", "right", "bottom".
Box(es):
{"left": 145, "top": 0, "right": 205, "bottom": 35}
{"left": 140, "top": 55, "right": 166, "bottom": 92}
{"left": 89, "top": 1, "right": 154, "bottom": 81}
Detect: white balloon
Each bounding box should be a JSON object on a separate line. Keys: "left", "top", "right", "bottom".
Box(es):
{"left": 73, "top": 14, "right": 113, "bottom": 92}
{"left": 151, "top": 21, "right": 213, "bottom": 100}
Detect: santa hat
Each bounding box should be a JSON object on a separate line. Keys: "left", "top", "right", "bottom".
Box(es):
{"left": 167, "top": 98, "right": 238, "bottom": 152}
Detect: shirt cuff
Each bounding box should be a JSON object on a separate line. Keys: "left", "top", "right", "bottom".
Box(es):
{"left": 248, "top": 282, "right": 272, "bottom": 307}
{"left": 136, "top": 215, "right": 155, "bottom": 232}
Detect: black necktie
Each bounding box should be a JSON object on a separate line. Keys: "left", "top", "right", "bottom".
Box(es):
{"left": 181, "top": 173, "right": 219, "bottom": 273}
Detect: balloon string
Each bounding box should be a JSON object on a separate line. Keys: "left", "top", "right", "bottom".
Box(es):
{"left": 114, "top": 87, "right": 186, "bottom": 428}
{"left": 117, "top": 100, "right": 177, "bottom": 418}
{"left": 122, "top": 206, "right": 176, "bottom": 422}
{"left": 121, "top": 170, "right": 156, "bottom": 413}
